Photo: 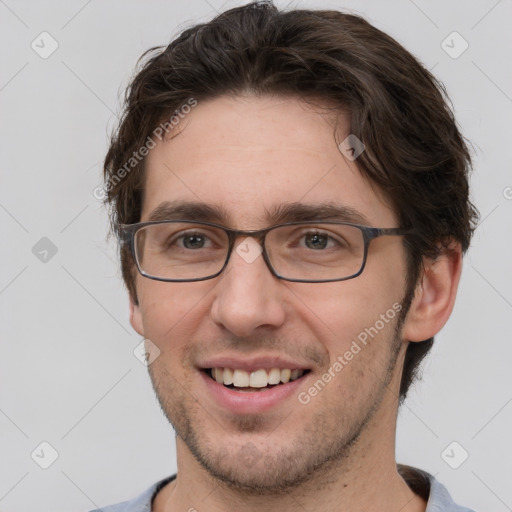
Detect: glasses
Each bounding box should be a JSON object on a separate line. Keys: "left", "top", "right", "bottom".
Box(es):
{"left": 120, "top": 220, "right": 412, "bottom": 283}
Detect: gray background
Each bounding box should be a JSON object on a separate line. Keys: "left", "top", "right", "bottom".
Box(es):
{"left": 1, "top": 0, "right": 511, "bottom": 511}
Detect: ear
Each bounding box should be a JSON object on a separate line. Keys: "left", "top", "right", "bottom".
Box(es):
{"left": 129, "top": 293, "right": 144, "bottom": 337}
{"left": 402, "top": 242, "right": 463, "bottom": 342}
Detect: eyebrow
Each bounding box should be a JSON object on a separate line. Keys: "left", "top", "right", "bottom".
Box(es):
{"left": 268, "top": 202, "right": 371, "bottom": 225}
{"left": 147, "top": 200, "right": 371, "bottom": 226}
{"left": 148, "top": 201, "right": 230, "bottom": 223}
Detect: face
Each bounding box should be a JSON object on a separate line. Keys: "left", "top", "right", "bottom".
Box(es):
{"left": 131, "top": 95, "right": 411, "bottom": 493}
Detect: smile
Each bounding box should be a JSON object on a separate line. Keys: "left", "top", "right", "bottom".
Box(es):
{"left": 206, "top": 367, "right": 310, "bottom": 391}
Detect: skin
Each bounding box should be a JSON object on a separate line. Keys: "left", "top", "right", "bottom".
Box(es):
{"left": 129, "top": 95, "right": 462, "bottom": 512}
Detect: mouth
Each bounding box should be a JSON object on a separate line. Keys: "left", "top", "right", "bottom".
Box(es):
{"left": 202, "top": 367, "right": 311, "bottom": 392}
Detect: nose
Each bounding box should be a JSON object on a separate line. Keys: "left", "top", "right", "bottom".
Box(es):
{"left": 210, "top": 238, "right": 286, "bottom": 337}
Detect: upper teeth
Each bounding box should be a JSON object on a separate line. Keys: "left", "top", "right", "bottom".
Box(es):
{"left": 211, "top": 368, "right": 305, "bottom": 387}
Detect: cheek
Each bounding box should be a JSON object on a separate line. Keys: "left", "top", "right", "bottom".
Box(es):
{"left": 137, "top": 280, "right": 210, "bottom": 345}
{"left": 302, "top": 282, "right": 403, "bottom": 396}
{"left": 289, "top": 271, "right": 404, "bottom": 370}
{"left": 294, "top": 278, "right": 399, "bottom": 333}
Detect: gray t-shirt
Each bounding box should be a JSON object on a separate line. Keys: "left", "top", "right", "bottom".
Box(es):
{"left": 90, "top": 467, "right": 476, "bottom": 512}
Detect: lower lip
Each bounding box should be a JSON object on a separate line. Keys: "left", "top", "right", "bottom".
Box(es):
{"left": 200, "top": 370, "right": 308, "bottom": 414}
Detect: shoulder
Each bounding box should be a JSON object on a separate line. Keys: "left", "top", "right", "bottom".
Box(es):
{"left": 428, "top": 476, "right": 477, "bottom": 512}
{"left": 398, "top": 464, "right": 476, "bottom": 512}
{"left": 88, "top": 475, "right": 176, "bottom": 512}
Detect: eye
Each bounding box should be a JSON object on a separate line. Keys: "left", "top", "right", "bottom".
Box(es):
{"left": 303, "top": 232, "right": 332, "bottom": 250}
{"left": 278, "top": 226, "right": 351, "bottom": 253}
{"left": 156, "top": 224, "right": 228, "bottom": 254}
{"left": 178, "top": 233, "right": 209, "bottom": 249}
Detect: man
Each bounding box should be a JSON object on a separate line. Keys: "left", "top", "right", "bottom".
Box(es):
{"left": 94, "top": 2, "right": 478, "bottom": 510}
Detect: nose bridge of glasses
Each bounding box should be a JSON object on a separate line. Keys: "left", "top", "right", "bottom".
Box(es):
{"left": 224, "top": 227, "right": 269, "bottom": 270}
{"left": 228, "top": 225, "right": 268, "bottom": 239}
{"left": 226, "top": 226, "right": 269, "bottom": 254}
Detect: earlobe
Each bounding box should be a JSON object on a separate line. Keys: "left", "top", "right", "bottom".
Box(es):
{"left": 129, "top": 295, "right": 144, "bottom": 336}
{"left": 402, "top": 243, "right": 463, "bottom": 343}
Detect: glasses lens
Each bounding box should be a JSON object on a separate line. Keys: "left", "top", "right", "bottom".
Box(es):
{"left": 265, "top": 223, "right": 365, "bottom": 281}
{"left": 134, "top": 222, "right": 229, "bottom": 280}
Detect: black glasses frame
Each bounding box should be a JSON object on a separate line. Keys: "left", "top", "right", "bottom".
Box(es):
{"left": 120, "top": 220, "right": 414, "bottom": 283}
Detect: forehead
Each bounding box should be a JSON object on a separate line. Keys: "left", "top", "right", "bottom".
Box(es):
{"left": 142, "top": 95, "right": 396, "bottom": 228}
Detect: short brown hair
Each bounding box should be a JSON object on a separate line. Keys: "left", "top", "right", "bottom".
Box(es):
{"left": 103, "top": 1, "right": 478, "bottom": 400}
